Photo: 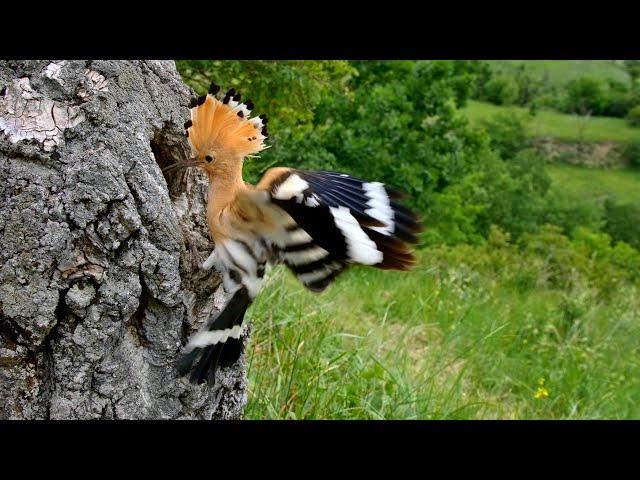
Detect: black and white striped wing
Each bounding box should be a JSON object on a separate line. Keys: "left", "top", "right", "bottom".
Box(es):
{"left": 261, "top": 169, "right": 422, "bottom": 292}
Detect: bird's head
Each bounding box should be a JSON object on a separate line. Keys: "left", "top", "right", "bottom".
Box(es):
{"left": 165, "top": 84, "right": 269, "bottom": 177}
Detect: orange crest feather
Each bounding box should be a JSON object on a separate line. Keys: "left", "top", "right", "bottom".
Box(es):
{"left": 185, "top": 85, "right": 269, "bottom": 158}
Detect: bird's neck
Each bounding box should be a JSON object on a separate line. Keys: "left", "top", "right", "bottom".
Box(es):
{"left": 206, "top": 156, "right": 245, "bottom": 219}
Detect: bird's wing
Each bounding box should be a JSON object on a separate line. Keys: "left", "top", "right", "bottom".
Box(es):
{"left": 256, "top": 168, "right": 423, "bottom": 292}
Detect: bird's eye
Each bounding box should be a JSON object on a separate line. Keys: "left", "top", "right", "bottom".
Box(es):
{"left": 205, "top": 155, "right": 213, "bottom": 163}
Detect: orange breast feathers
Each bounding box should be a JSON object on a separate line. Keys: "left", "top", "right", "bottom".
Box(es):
{"left": 206, "top": 187, "right": 286, "bottom": 244}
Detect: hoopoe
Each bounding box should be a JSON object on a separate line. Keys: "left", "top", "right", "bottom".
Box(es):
{"left": 172, "top": 83, "right": 422, "bottom": 385}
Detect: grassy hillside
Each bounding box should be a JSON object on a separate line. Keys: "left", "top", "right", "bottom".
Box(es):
{"left": 463, "top": 100, "right": 640, "bottom": 144}
{"left": 488, "top": 60, "right": 630, "bottom": 87}
{"left": 547, "top": 164, "right": 640, "bottom": 204}
{"left": 245, "top": 244, "right": 640, "bottom": 419}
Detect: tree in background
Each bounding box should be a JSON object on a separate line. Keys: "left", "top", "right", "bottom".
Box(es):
{"left": 563, "top": 77, "right": 607, "bottom": 116}
{"left": 178, "top": 60, "right": 489, "bottom": 217}
{"left": 623, "top": 60, "right": 640, "bottom": 88}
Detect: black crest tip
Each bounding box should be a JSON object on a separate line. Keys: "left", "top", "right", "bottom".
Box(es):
{"left": 184, "top": 120, "right": 192, "bottom": 130}
{"left": 208, "top": 83, "right": 220, "bottom": 95}
{"left": 245, "top": 100, "right": 254, "bottom": 110}
{"left": 237, "top": 111, "right": 244, "bottom": 118}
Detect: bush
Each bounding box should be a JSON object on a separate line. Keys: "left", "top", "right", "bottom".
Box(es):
{"left": 429, "top": 150, "right": 552, "bottom": 243}
{"left": 622, "top": 141, "right": 640, "bottom": 169}
{"left": 602, "top": 91, "right": 635, "bottom": 117}
{"left": 562, "top": 77, "right": 607, "bottom": 116}
{"left": 512, "top": 65, "right": 542, "bottom": 106}
{"left": 479, "top": 111, "right": 530, "bottom": 159}
{"left": 626, "top": 105, "right": 640, "bottom": 126}
{"left": 603, "top": 199, "right": 640, "bottom": 250}
{"left": 540, "top": 189, "right": 604, "bottom": 234}
{"left": 481, "top": 76, "right": 519, "bottom": 105}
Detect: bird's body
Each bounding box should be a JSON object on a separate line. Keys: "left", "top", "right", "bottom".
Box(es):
{"left": 175, "top": 85, "right": 422, "bottom": 385}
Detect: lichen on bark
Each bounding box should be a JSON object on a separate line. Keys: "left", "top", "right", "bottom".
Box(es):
{"left": 0, "top": 60, "right": 248, "bottom": 419}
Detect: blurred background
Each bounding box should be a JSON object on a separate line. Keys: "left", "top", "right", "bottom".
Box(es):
{"left": 177, "top": 60, "right": 640, "bottom": 419}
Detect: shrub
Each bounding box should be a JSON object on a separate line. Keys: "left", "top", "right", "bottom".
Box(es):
{"left": 562, "top": 77, "right": 607, "bottom": 116}
{"left": 482, "top": 76, "right": 519, "bottom": 105}
{"left": 622, "top": 141, "right": 640, "bottom": 169}
{"left": 626, "top": 104, "right": 640, "bottom": 127}
{"left": 540, "top": 189, "right": 604, "bottom": 234}
{"left": 602, "top": 91, "right": 635, "bottom": 118}
{"left": 512, "top": 66, "right": 542, "bottom": 106}
{"left": 479, "top": 111, "right": 530, "bottom": 159}
{"left": 603, "top": 199, "right": 640, "bottom": 250}
{"left": 431, "top": 150, "right": 552, "bottom": 243}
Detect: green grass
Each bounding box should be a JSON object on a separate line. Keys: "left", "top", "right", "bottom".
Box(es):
{"left": 244, "top": 243, "right": 640, "bottom": 419}
{"left": 488, "top": 60, "right": 631, "bottom": 88}
{"left": 463, "top": 100, "right": 640, "bottom": 144}
{"left": 547, "top": 164, "right": 640, "bottom": 204}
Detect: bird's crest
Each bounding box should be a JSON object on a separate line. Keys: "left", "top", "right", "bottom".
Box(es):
{"left": 185, "top": 83, "right": 269, "bottom": 159}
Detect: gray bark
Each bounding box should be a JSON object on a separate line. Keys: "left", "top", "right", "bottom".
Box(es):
{"left": 0, "top": 60, "right": 248, "bottom": 419}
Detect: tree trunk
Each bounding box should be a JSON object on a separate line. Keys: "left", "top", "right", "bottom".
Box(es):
{"left": 0, "top": 60, "right": 249, "bottom": 419}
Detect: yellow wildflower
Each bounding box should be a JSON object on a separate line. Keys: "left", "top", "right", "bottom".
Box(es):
{"left": 534, "top": 386, "right": 549, "bottom": 399}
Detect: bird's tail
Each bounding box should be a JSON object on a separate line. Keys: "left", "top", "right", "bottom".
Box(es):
{"left": 176, "top": 287, "right": 252, "bottom": 385}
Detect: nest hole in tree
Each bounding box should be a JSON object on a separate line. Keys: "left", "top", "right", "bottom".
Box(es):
{"left": 150, "top": 125, "right": 193, "bottom": 197}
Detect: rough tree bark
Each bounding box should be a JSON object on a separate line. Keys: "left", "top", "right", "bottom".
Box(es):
{"left": 0, "top": 60, "right": 249, "bottom": 419}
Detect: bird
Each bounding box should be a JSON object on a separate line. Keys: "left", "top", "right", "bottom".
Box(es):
{"left": 171, "top": 83, "right": 423, "bottom": 385}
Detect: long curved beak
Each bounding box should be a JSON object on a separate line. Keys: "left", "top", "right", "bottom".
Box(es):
{"left": 161, "top": 161, "right": 201, "bottom": 173}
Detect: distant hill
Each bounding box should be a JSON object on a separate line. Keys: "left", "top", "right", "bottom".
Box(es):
{"left": 463, "top": 100, "right": 640, "bottom": 144}
{"left": 487, "top": 60, "right": 631, "bottom": 89}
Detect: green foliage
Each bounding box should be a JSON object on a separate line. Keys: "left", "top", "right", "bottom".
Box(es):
{"left": 309, "top": 61, "right": 488, "bottom": 213}
{"left": 479, "top": 111, "right": 530, "bottom": 159}
{"left": 626, "top": 104, "right": 640, "bottom": 127}
{"left": 511, "top": 64, "right": 543, "bottom": 106}
{"left": 427, "top": 149, "right": 552, "bottom": 243}
{"left": 479, "top": 75, "right": 519, "bottom": 105}
{"left": 546, "top": 163, "right": 640, "bottom": 204}
{"left": 623, "top": 60, "right": 640, "bottom": 85}
{"left": 622, "top": 141, "right": 640, "bottom": 168}
{"left": 464, "top": 100, "right": 640, "bottom": 144}
{"left": 602, "top": 90, "right": 636, "bottom": 118}
{"left": 603, "top": 199, "right": 640, "bottom": 250}
{"left": 490, "top": 60, "right": 631, "bottom": 90}
{"left": 176, "top": 60, "right": 356, "bottom": 182}
{"left": 475, "top": 62, "right": 639, "bottom": 119}
{"left": 539, "top": 188, "right": 603, "bottom": 235}
{"left": 562, "top": 77, "right": 608, "bottom": 116}
{"left": 176, "top": 60, "right": 355, "bottom": 130}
